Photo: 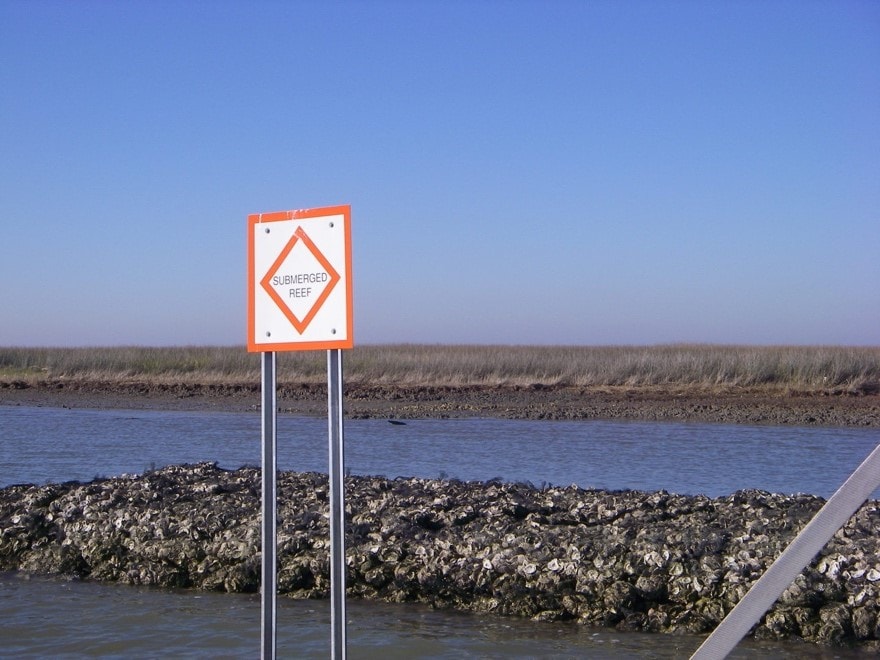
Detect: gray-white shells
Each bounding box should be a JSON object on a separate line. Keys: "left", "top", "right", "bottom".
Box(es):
{"left": 1, "top": 463, "right": 878, "bottom": 650}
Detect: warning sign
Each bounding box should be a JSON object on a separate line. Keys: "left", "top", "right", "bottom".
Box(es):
{"left": 248, "top": 205, "right": 353, "bottom": 352}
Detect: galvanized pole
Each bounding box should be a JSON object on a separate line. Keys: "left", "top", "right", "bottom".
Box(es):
{"left": 261, "top": 351, "right": 277, "bottom": 660}
{"left": 328, "top": 348, "right": 347, "bottom": 659}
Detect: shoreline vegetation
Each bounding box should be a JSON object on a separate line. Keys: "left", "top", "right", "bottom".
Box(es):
{"left": 2, "top": 344, "right": 879, "bottom": 390}
{"left": 2, "top": 345, "right": 879, "bottom": 426}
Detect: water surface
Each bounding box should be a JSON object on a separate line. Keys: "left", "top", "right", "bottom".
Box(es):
{"left": 0, "top": 572, "right": 869, "bottom": 659}
{"left": 2, "top": 405, "right": 878, "bottom": 498}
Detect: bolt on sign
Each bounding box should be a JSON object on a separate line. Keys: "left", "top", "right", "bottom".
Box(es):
{"left": 248, "top": 205, "right": 353, "bottom": 352}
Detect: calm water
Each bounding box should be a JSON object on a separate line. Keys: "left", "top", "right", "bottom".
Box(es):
{"left": 0, "top": 572, "right": 870, "bottom": 659}
{"left": 1, "top": 405, "right": 878, "bottom": 498}
{"left": 1, "top": 404, "right": 878, "bottom": 658}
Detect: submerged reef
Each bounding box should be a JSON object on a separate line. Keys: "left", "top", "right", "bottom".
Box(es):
{"left": 1, "top": 462, "right": 878, "bottom": 649}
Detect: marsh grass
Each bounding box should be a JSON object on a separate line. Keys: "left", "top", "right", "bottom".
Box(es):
{"left": 1, "top": 344, "right": 878, "bottom": 393}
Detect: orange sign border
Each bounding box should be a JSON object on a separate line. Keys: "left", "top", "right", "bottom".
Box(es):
{"left": 248, "top": 205, "right": 353, "bottom": 352}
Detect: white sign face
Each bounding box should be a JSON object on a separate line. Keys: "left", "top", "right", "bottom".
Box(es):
{"left": 248, "top": 206, "right": 353, "bottom": 352}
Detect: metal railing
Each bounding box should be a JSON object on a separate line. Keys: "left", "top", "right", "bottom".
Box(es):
{"left": 691, "top": 443, "right": 880, "bottom": 659}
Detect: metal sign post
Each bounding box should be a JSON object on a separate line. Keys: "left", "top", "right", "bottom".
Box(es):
{"left": 248, "top": 205, "right": 353, "bottom": 659}
{"left": 328, "top": 348, "right": 347, "bottom": 658}
{"left": 261, "top": 351, "right": 277, "bottom": 660}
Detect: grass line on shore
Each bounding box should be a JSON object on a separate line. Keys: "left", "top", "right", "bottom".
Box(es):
{"left": 1, "top": 344, "right": 879, "bottom": 393}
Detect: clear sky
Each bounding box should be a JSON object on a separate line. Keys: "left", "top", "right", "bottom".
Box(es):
{"left": 1, "top": 1, "right": 878, "bottom": 347}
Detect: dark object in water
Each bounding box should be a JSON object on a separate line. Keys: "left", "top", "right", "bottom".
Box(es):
{"left": 388, "top": 419, "right": 406, "bottom": 425}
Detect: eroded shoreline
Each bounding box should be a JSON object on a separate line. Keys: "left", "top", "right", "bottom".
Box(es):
{"left": 1, "top": 463, "right": 878, "bottom": 649}
{"left": 2, "top": 379, "right": 880, "bottom": 427}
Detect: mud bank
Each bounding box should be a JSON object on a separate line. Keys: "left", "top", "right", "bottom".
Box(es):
{"left": 1, "top": 463, "right": 878, "bottom": 649}
{"left": 2, "top": 379, "right": 879, "bottom": 427}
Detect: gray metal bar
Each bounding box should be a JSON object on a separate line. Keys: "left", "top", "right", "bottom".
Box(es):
{"left": 691, "top": 442, "right": 880, "bottom": 659}
{"left": 328, "top": 349, "right": 347, "bottom": 659}
{"left": 261, "top": 351, "right": 277, "bottom": 660}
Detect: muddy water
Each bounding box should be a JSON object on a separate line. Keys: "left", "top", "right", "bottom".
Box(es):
{"left": 1, "top": 573, "right": 870, "bottom": 659}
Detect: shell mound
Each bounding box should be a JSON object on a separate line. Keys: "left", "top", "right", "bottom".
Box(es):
{"left": 1, "top": 462, "right": 878, "bottom": 649}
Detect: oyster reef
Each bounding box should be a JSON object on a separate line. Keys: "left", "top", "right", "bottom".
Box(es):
{"left": 1, "top": 463, "right": 878, "bottom": 649}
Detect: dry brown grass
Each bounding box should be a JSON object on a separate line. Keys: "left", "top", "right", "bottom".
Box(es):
{"left": 1, "top": 344, "right": 878, "bottom": 393}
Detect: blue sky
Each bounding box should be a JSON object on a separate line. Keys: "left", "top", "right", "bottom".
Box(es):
{"left": 1, "top": 1, "right": 878, "bottom": 347}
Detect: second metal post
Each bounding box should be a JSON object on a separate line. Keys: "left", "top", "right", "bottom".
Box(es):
{"left": 327, "top": 349, "right": 347, "bottom": 659}
{"left": 261, "top": 351, "right": 277, "bottom": 660}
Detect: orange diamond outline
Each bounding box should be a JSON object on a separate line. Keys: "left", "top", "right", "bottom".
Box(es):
{"left": 260, "top": 226, "right": 341, "bottom": 335}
